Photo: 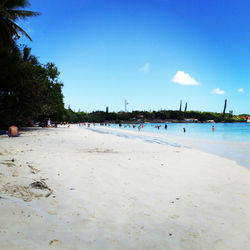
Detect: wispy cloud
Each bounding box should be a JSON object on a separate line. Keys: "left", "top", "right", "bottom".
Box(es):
{"left": 212, "top": 88, "right": 225, "bottom": 95}
{"left": 171, "top": 71, "right": 199, "bottom": 85}
{"left": 139, "top": 63, "right": 150, "bottom": 73}
{"left": 237, "top": 88, "right": 244, "bottom": 93}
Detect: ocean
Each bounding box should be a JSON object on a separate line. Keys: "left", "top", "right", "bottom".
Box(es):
{"left": 88, "top": 123, "right": 250, "bottom": 169}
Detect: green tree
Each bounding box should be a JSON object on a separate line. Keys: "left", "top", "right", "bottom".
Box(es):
{"left": 0, "top": 46, "right": 64, "bottom": 128}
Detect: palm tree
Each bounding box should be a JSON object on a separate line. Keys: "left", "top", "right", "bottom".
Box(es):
{"left": 223, "top": 99, "right": 227, "bottom": 114}
{"left": 22, "top": 46, "right": 38, "bottom": 65}
{"left": 179, "top": 99, "right": 182, "bottom": 111}
{"left": 0, "top": 0, "right": 39, "bottom": 49}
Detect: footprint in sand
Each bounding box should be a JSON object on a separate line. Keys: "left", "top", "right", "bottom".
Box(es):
{"left": 49, "top": 239, "right": 61, "bottom": 246}
{"left": 27, "top": 165, "right": 40, "bottom": 174}
{"left": 170, "top": 214, "right": 180, "bottom": 219}
{"left": 1, "top": 160, "right": 15, "bottom": 167}
{"left": 48, "top": 211, "right": 57, "bottom": 215}
{"left": 12, "top": 169, "right": 19, "bottom": 177}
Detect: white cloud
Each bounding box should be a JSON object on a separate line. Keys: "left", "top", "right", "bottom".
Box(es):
{"left": 171, "top": 71, "right": 199, "bottom": 85}
{"left": 139, "top": 63, "right": 150, "bottom": 73}
{"left": 212, "top": 88, "right": 225, "bottom": 95}
{"left": 237, "top": 88, "right": 244, "bottom": 93}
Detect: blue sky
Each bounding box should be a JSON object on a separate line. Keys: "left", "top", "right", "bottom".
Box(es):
{"left": 19, "top": 0, "right": 250, "bottom": 114}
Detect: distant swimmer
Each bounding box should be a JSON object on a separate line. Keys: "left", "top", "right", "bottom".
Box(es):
{"left": 155, "top": 125, "right": 160, "bottom": 130}
{"left": 212, "top": 125, "right": 215, "bottom": 131}
{"left": 183, "top": 128, "right": 186, "bottom": 133}
{"left": 164, "top": 124, "right": 168, "bottom": 130}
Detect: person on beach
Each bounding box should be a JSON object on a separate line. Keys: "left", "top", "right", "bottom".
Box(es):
{"left": 8, "top": 125, "right": 20, "bottom": 137}
{"left": 165, "top": 124, "right": 167, "bottom": 130}
{"left": 47, "top": 118, "right": 51, "bottom": 127}
{"left": 183, "top": 128, "right": 186, "bottom": 133}
{"left": 212, "top": 125, "right": 215, "bottom": 131}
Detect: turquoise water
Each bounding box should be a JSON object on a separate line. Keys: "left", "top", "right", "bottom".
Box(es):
{"left": 90, "top": 122, "right": 250, "bottom": 168}
{"left": 109, "top": 123, "right": 250, "bottom": 142}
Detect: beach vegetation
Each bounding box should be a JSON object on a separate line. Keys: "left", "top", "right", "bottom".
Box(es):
{"left": 61, "top": 110, "right": 246, "bottom": 123}
{"left": 0, "top": 1, "right": 64, "bottom": 128}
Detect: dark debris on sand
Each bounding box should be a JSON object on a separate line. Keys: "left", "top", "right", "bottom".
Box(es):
{"left": 30, "top": 180, "right": 53, "bottom": 198}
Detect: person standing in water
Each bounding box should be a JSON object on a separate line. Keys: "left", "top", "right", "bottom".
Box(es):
{"left": 212, "top": 125, "right": 215, "bottom": 131}
{"left": 183, "top": 128, "right": 186, "bottom": 133}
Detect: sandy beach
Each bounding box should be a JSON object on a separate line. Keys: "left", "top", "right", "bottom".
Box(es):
{"left": 0, "top": 126, "right": 250, "bottom": 250}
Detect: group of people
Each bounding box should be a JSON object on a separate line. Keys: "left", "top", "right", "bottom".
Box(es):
{"left": 116, "top": 123, "right": 216, "bottom": 133}
{"left": 1, "top": 122, "right": 216, "bottom": 138}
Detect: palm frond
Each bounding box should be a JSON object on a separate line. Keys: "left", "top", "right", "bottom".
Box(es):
{"left": 8, "top": 9, "right": 40, "bottom": 20}
{"left": 3, "top": 0, "right": 30, "bottom": 9}
{"left": 0, "top": 0, "right": 39, "bottom": 48}
{"left": 11, "top": 20, "right": 32, "bottom": 40}
{"left": 0, "top": 5, "right": 13, "bottom": 19}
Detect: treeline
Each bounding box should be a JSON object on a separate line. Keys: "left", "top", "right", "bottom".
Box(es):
{"left": 0, "top": 0, "right": 64, "bottom": 129}
{"left": 63, "top": 109, "right": 246, "bottom": 123}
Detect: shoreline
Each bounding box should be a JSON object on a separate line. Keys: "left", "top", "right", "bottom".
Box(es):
{"left": 88, "top": 125, "right": 250, "bottom": 169}
{"left": 1, "top": 126, "right": 250, "bottom": 249}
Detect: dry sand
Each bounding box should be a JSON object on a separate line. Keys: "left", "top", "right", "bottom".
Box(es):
{"left": 0, "top": 126, "right": 250, "bottom": 249}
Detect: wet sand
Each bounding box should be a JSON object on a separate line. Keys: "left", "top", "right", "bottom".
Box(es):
{"left": 90, "top": 126, "right": 250, "bottom": 168}
{"left": 0, "top": 126, "right": 250, "bottom": 249}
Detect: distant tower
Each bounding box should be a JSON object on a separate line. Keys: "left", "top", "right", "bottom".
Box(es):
{"left": 124, "top": 100, "right": 129, "bottom": 112}
{"left": 106, "top": 106, "right": 109, "bottom": 113}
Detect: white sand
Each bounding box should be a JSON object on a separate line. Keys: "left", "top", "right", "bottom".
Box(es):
{"left": 0, "top": 126, "right": 250, "bottom": 249}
